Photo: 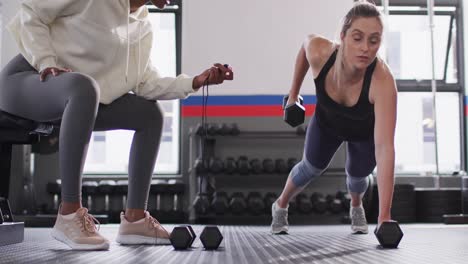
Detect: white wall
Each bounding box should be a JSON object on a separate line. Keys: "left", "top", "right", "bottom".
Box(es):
{"left": 182, "top": 0, "right": 353, "bottom": 95}
{"left": 1, "top": 0, "right": 20, "bottom": 68}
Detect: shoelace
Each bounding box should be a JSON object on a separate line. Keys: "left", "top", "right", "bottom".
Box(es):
{"left": 351, "top": 208, "right": 366, "bottom": 225}
{"left": 147, "top": 215, "right": 169, "bottom": 236}
{"left": 79, "top": 211, "right": 100, "bottom": 233}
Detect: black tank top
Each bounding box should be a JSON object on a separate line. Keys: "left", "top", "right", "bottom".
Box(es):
{"left": 314, "top": 49, "right": 377, "bottom": 141}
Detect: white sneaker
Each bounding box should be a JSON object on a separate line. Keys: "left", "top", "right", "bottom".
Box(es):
{"left": 116, "top": 211, "right": 171, "bottom": 245}
{"left": 51, "top": 208, "right": 110, "bottom": 250}
{"left": 350, "top": 204, "right": 368, "bottom": 234}
{"left": 270, "top": 201, "right": 289, "bottom": 234}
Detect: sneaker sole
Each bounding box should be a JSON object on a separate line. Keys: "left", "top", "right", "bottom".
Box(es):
{"left": 116, "top": 234, "right": 171, "bottom": 245}
{"left": 351, "top": 226, "right": 369, "bottom": 234}
{"left": 51, "top": 229, "right": 110, "bottom": 250}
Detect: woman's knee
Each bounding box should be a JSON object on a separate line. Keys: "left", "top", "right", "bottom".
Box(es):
{"left": 143, "top": 102, "right": 164, "bottom": 130}
{"left": 346, "top": 175, "right": 369, "bottom": 194}
{"left": 290, "top": 159, "right": 326, "bottom": 187}
{"left": 64, "top": 73, "right": 100, "bottom": 104}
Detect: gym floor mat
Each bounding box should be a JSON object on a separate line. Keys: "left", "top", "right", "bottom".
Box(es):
{"left": 0, "top": 224, "right": 466, "bottom": 264}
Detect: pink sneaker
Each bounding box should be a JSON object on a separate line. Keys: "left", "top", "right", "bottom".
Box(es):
{"left": 116, "top": 211, "right": 171, "bottom": 245}
{"left": 51, "top": 208, "right": 110, "bottom": 250}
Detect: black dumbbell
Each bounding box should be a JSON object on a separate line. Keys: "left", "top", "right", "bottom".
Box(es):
{"left": 230, "top": 123, "right": 240, "bottom": 136}
{"left": 311, "top": 192, "right": 327, "bottom": 214}
{"left": 82, "top": 181, "right": 98, "bottom": 212}
{"left": 207, "top": 123, "right": 221, "bottom": 136}
{"left": 193, "top": 193, "right": 210, "bottom": 215}
{"left": 211, "top": 192, "right": 229, "bottom": 215}
{"left": 46, "top": 180, "right": 61, "bottom": 212}
{"left": 194, "top": 123, "right": 205, "bottom": 136}
{"left": 282, "top": 95, "right": 305, "bottom": 127}
{"left": 296, "top": 193, "right": 313, "bottom": 214}
{"left": 237, "top": 156, "right": 250, "bottom": 175}
{"left": 200, "top": 226, "right": 223, "bottom": 250}
{"left": 229, "top": 192, "right": 247, "bottom": 215}
{"left": 275, "top": 159, "right": 288, "bottom": 174}
{"left": 264, "top": 192, "right": 278, "bottom": 212}
{"left": 326, "top": 194, "right": 343, "bottom": 214}
{"left": 209, "top": 157, "right": 224, "bottom": 174}
{"left": 249, "top": 158, "right": 263, "bottom": 174}
{"left": 262, "top": 158, "right": 275, "bottom": 174}
{"left": 374, "top": 221, "right": 404, "bottom": 248}
{"left": 167, "top": 179, "right": 184, "bottom": 213}
{"left": 116, "top": 180, "right": 129, "bottom": 210}
{"left": 247, "top": 192, "right": 265, "bottom": 215}
{"left": 170, "top": 225, "right": 196, "bottom": 250}
{"left": 194, "top": 158, "right": 208, "bottom": 174}
{"left": 97, "top": 180, "right": 116, "bottom": 213}
{"left": 287, "top": 158, "right": 298, "bottom": 172}
{"left": 336, "top": 191, "right": 351, "bottom": 211}
{"left": 219, "top": 123, "right": 231, "bottom": 136}
{"left": 224, "top": 157, "right": 237, "bottom": 174}
{"left": 150, "top": 179, "right": 167, "bottom": 213}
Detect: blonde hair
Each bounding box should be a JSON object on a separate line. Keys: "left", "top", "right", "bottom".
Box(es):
{"left": 334, "top": 0, "right": 383, "bottom": 87}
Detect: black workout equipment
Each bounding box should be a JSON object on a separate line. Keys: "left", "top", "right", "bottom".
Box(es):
{"left": 262, "top": 158, "right": 275, "bottom": 174}
{"left": 207, "top": 123, "right": 221, "bottom": 136}
{"left": 326, "top": 194, "right": 343, "bottom": 214}
{"left": 229, "top": 192, "right": 247, "bottom": 215}
{"left": 374, "top": 221, "right": 404, "bottom": 248}
{"left": 336, "top": 191, "right": 351, "bottom": 212}
{"left": 275, "top": 159, "right": 288, "bottom": 174}
{"left": 249, "top": 158, "right": 263, "bottom": 174}
{"left": 237, "top": 156, "right": 250, "bottom": 175}
{"left": 310, "top": 192, "right": 327, "bottom": 214}
{"left": 287, "top": 158, "right": 298, "bottom": 172}
{"left": 282, "top": 95, "right": 305, "bottom": 127}
{"left": 211, "top": 192, "right": 229, "bottom": 215}
{"left": 170, "top": 225, "right": 196, "bottom": 250}
{"left": 97, "top": 180, "right": 116, "bottom": 214}
{"left": 209, "top": 157, "right": 224, "bottom": 174}
{"left": 230, "top": 123, "right": 240, "bottom": 136}
{"left": 82, "top": 181, "right": 98, "bottom": 212}
{"left": 0, "top": 197, "right": 24, "bottom": 246}
{"left": 247, "top": 192, "right": 265, "bottom": 215}
{"left": 194, "top": 158, "right": 208, "bottom": 174}
{"left": 295, "top": 193, "right": 313, "bottom": 214}
{"left": 200, "top": 226, "right": 223, "bottom": 250}
{"left": 193, "top": 193, "right": 210, "bottom": 215}
{"left": 224, "top": 157, "right": 237, "bottom": 174}
{"left": 264, "top": 192, "right": 278, "bottom": 213}
{"left": 46, "top": 181, "right": 61, "bottom": 212}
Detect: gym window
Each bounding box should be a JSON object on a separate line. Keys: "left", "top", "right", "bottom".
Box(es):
{"left": 377, "top": 1, "right": 463, "bottom": 174}
{"left": 83, "top": 2, "right": 182, "bottom": 176}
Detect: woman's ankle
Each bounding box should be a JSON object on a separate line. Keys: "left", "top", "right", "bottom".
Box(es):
{"left": 59, "top": 202, "right": 82, "bottom": 215}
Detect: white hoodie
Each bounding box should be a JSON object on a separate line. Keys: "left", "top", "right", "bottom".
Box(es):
{"left": 7, "top": 0, "right": 195, "bottom": 104}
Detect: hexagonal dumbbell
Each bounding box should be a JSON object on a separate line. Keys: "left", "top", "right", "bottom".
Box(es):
{"left": 282, "top": 95, "right": 305, "bottom": 127}
{"left": 170, "top": 225, "right": 196, "bottom": 250}
{"left": 374, "top": 221, "right": 404, "bottom": 248}
{"left": 200, "top": 226, "right": 223, "bottom": 250}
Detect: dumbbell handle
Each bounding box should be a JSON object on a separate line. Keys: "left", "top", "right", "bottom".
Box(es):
{"left": 282, "top": 95, "right": 304, "bottom": 109}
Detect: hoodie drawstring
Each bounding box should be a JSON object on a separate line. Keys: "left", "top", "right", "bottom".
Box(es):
{"left": 125, "top": 1, "right": 130, "bottom": 83}
{"left": 126, "top": 0, "right": 142, "bottom": 89}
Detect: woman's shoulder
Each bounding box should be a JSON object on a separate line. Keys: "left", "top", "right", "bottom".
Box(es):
{"left": 373, "top": 57, "right": 395, "bottom": 85}
{"left": 303, "top": 35, "right": 336, "bottom": 73}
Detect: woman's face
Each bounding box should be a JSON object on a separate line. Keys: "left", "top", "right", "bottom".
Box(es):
{"left": 149, "top": 0, "right": 170, "bottom": 9}
{"left": 341, "top": 17, "right": 382, "bottom": 70}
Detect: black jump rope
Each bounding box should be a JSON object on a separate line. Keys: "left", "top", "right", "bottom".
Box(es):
{"left": 198, "top": 65, "right": 230, "bottom": 197}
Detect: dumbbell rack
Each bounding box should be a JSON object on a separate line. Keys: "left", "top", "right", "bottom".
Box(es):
{"left": 187, "top": 127, "right": 351, "bottom": 225}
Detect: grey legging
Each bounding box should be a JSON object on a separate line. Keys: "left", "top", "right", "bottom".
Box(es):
{"left": 0, "top": 54, "right": 164, "bottom": 210}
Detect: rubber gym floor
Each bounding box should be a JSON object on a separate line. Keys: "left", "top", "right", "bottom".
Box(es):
{"left": 0, "top": 224, "right": 467, "bottom": 264}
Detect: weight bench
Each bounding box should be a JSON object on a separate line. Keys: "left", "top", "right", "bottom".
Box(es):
{"left": 0, "top": 110, "right": 55, "bottom": 246}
